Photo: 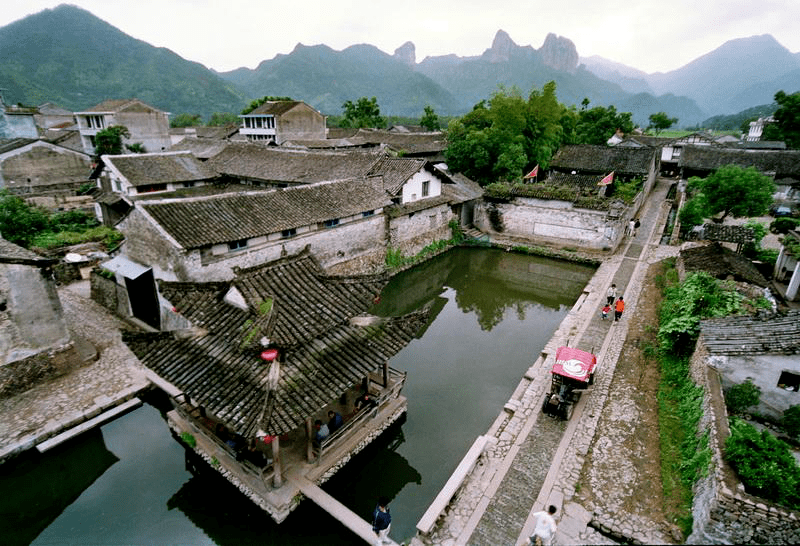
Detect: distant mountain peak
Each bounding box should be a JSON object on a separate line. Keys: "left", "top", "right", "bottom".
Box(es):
{"left": 540, "top": 33, "right": 578, "bottom": 73}
{"left": 484, "top": 29, "right": 517, "bottom": 62}
{"left": 394, "top": 41, "right": 416, "bottom": 66}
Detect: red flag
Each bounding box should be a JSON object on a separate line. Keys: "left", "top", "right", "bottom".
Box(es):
{"left": 597, "top": 171, "right": 614, "bottom": 186}
{"left": 524, "top": 164, "right": 539, "bottom": 179}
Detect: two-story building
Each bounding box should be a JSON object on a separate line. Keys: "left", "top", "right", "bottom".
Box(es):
{"left": 75, "top": 99, "right": 171, "bottom": 156}
{"left": 238, "top": 101, "right": 325, "bottom": 144}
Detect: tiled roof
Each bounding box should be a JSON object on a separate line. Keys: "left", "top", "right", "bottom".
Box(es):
{"left": 679, "top": 145, "right": 800, "bottom": 177}
{"left": 354, "top": 129, "right": 446, "bottom": 154}
{"left": 444, "top": 173, "right": 484, "bottom": 203}
{"left": 247, "top": 101, "right": 308, "bottom": 116}
{"left": 700, "top": 310, "right": 800, "bottom": 355}
{"left": 139, "top": 176, "right": 391, "bottom": 249}
{"left": 205, "top": 142, "right": 383, "bottom": 184}
{"left": 168, "top": 136, "right": 231, "bottom": 160}
{"left": 105, "top": 152, "right": 217, "bottom": 186}
{"left": 0, "top": 237, "right": 53, "bottom": 264}
{"left": 78, "top": 98, "right": 162, "bottom": 114}
{"left": 691, "top": 224, "right": 755, "bottom": 244}
{"left": 0, "top": 138, "right": 37, "bottom": 154}
{"left": 123, "top": 249, "right": 427, "bottom": 436}
{"left": 550, "top": 144, "right": 656, "bottom": 175}
{"left": 680, "top": 243, "right": 767, "bottom": 287}
{"left": 368, "top": 156, "right": 427, "bottom": 195}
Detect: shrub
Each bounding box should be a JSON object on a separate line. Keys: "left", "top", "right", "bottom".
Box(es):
{"left": 725, "top": 418, "right": 800, "bottom": 509}
{"left": 770, "top": 217, "right": 800, "bottom": 234}
{"left": 783, "top": 405, "right": 800, "bottom": 439}
{"left": 180, "top": 431, "right": 197, "bottom": 449}
{"left": 724, "top": 380, "right": 761, "bottom": 414}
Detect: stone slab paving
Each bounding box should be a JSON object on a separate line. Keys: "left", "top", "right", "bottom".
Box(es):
{"left": 0, "top": 280, "right": 149, "bottom": 462}
{"left": 410, "top": 178, "right": 676, "bottom": 546}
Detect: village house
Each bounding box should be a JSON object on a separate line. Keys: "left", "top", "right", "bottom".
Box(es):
{"left": 0, "top": 138, "right": 93, "bottom": 211}
{"left": 473, "top": 144, "right": 658, "bottom": 252}
{"left": 0, "top": 92, "right": 38, "bottom": 140}
{"left": 239, "top": 100, "right": 326, "bottom": 144}
{"left": 121, "top": 247, "right": 427, "bottom": 523}
{"left": 678, "top": 145, "right": 800, "bottom": 183}
{"left": 75, "top": 99, "right": 171, "bottom": 156}
{"left": 33, "top": 102, "right": 76, "bottom": 131}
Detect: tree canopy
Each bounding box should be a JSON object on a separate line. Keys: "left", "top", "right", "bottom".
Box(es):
{"left": 94, "top": 125, "right": 130, "bottom": 157}
{"left": 567, "top": 102, "right": 635, "bottom": 145}
{"left": 170, "top": 113, "right": 203, "bottom": 128}
{"left": 341, "top": 97, "right": 386, "bottom": 129}
{"left": 761, "top": 90, "right": 800, "bottom": 148}
{"left": 208, "top": 112, "right": 239, "bottom": 126}
{"left": 680, "top": 165, "right": 776, "bottom": 225}
{"left": 420, "top": 105, "right": 440, "bottom": 131}
{"left": 648, "top": 112, "right": 678, "bottom": 136}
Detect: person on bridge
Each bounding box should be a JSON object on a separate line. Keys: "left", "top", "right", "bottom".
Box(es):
{"left": 606, "top": 284, "right": 617, "bottom": 306}
{"left": 328, "top": 410, "right": 344, "bottom": 433}
{"left": 528, "top": 505, "right": 558, "bottom": 546}
{"left": 614, "top": 296, "right": 625, "bottom": 321}
{"left": 372, "top": 496, "right": 392, "bottom": 545}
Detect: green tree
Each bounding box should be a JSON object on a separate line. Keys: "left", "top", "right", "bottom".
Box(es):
{"left": 445, "top": 82, "right": 568, "bottom": 185}
{"left": 783, "top": 405, "right": 800, "bottom": 438}
{"left": 208, "top": 112, "right": 239, "bottom": 126}
{"left": 341, "top": 97, "right": 385, "bottom": 129}
{"left": 682, "top": 165, "right": 776, "bottom": 222}
{"left": 125, "top": 142, "right": 147, "bottom": 154}
{"left": 94, "top": 125, "right": 130, "bottom": 157}
{"left": 420, "top": 105, "right": 440, "bottom": 131}
{"left": 241, "top": 96, "right": 294, "bottom": 115}
{"left": 761, "top": 90, "right": 800, "bottom": 148}
{"left": 724, "top": 380, "right": 761, "bottom": 414}
{"left": 0, "top": 191, "right": 50, "bottom": 247}
{"left": 569, "top": 104, "right": 635, "bottom": 144}
{"left": 648, "top": 112, "right": 678, "bottom": 136}
{"left": 170, "top": 113, "right": 203, "bottom": 128}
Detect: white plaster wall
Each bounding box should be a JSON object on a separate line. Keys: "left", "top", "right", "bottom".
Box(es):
{"left": 401, "top": 171, "right": 441, "bottom": 203}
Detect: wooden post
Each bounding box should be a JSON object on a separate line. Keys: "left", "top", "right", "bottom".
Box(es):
{"left": 271, "top": 436, "right": 282, "bottom": 488}
{"left": 382, "top": 361, "right": 389, "bottom": 388}
{"left": 306, "top": 418, "right": 313, "bottom": 462}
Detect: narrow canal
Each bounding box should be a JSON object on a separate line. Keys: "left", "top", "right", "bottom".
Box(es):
{"left": 2, "top": 248, "right": 595, "bottom": 545}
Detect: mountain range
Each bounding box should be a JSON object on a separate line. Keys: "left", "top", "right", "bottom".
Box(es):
{"left": 2, "top": 4, "right": 799, "bottom": 128}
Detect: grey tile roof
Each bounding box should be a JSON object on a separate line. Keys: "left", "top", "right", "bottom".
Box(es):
{"left": 78, "top": 98, "right": 163, "bottom": 114}
{"left": 368, "top": 156, "right": 427, "bottom": 195}
{"left": 247, "top": 101, "right": 306, "bottom": 116}
{"left": 0, "top": 138, "right": 37, "bottom": 154}
{"left": 680, "top": 243, "right": 767, "bottom": 287}
{"left": 104, "top": 152, "right": 217, "bottom": 186}
{"left": 679, "top": 145, "right": 800, "bottom": 177}
{"left": 354, "top": 129, "right": 446, "bottom": 155}
{"left": 123, "top": 249, "right": 427, "bottom": 436}
{"left": 168, "top": 136, "right": 231, "bottom": 160}
{"left": 138, "top": 176, "right": 391, "bottom": 249}
{"left": 0, "top": 238, "right": 53, "bottom": 265}
{"left": 700, "top": 310, "right": 800, "bottom": 355}
{"left": 550, "top": 144, "right": 656, "bottom": 175}
{"left": 205, "top": 142, "right": 383, "bottom": 184}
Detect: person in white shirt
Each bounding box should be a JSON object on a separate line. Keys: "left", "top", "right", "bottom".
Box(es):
{"left": 529, "top": 505, "right": 558, "bottom": 546}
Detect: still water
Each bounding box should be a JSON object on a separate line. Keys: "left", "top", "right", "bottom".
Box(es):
{"left": 2, "top": 248, "right": 594, "bottom": 545}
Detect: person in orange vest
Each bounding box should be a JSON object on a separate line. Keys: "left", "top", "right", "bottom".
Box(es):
{"left": 614, "top": 296, "right": 625, "bottom": 321}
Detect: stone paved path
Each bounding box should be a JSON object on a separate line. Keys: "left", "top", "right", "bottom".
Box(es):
{"left": 0, "top": 281, "right": 149, "bottom": 462}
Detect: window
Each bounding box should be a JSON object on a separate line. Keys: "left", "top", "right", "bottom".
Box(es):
{"left": 323, "top": 218, "right": 340, "bottom": 229}
{"left": 281, "top": 228, "right": 297, "bottom": 239}
{"left": 228, "top": 239, "right": 248, "bottom": 251}
{"left": 182, "top": 181, "right": 195, "bottom": 188}
{"left": 85, "top": 115, "right": 105, "bottom": 129}
{"left": 362, "top": 210, "right": 374, "bottom": 217}
{"left": 135, "top": 183, "right": 168, "bottom": 194}
{"left": 422, "top": 180, "right": 430, "bottom": 197}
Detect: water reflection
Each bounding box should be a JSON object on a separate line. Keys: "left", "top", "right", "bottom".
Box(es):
{"left": 8, "top": 248, "right": 595, "bottom": 545}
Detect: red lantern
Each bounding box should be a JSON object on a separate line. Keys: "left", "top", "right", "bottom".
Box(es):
{"left": 260, "top": 348, "right": 279, "bottom": 361}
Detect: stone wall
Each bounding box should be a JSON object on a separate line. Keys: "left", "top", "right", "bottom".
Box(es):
{"left": 388, "top": 203, "right": 453, "bottom": 257}
{"left": 688, "top": 346, "right": 800, "bottom": 544}
{"left": 90, "top": 269, "right": 131, "bottom": 318}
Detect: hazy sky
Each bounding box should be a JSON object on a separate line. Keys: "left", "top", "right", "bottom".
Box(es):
{"left": 2, "top": 0, "right": 798, "bottom": 74}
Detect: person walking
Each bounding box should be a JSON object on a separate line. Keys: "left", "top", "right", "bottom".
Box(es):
{"left": 372, "top": 496, "right": 392, "bottom": 545}
{"left": 614, "top": 296, "right": 625, "bottom": 321}
{"left": 606, "top": 284, "right": 617, "bottom": 306}
{"left": 528, "top": 505, "right": 558, "bottom": 546}
{"left": 601, "top": 304, "right": 610, "bottom": 320}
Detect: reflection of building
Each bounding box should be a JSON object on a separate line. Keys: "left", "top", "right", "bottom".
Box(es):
{"left": 123, "top": 248, "right": 427, "bottom": 523}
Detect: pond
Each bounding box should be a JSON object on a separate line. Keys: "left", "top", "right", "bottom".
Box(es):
{"left": 2, "top": 248, "right": 595, "bottom": 545}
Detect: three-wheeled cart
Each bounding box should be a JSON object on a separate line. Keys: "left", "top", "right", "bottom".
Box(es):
{"left": 541, "top": 346, "right": 597, "bottom": 420}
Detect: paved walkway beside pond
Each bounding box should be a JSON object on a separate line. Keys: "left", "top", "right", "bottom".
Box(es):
{"left": 0, "top": 281, "right": 149, "bottom": 463}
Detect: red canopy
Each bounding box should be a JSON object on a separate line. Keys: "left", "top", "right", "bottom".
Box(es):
{"left": 552, "top": 346, "right": 597, "bottom": 383}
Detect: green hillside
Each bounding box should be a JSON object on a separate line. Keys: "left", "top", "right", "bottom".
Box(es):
{"left": 0, "top": 5, "right": 249, "bottom": 117}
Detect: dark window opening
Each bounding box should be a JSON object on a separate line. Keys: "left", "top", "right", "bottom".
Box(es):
{"left": 778, "top": 371, "right": 800, "bottom": 392}
{"left": 323, "top": 218, "right": 340, "bottom": 229}
{"left": 136, "top": 183, "right": 168, "bottom": 193}
{"left": 281, "top": 228, "right": 297, "bottom": 239}
{"left": 362, "top": 210, "right": 374, "bottom": 217}
{"left": 228, "top": 239, "right": 248, "bottom": 250}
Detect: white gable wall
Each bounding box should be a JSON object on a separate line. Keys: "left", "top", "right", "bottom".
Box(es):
{"left": 401, "top": 170, "right": 440, "bottom": 204}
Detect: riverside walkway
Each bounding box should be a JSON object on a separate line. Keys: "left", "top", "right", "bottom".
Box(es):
{"left": 411, "top": 177, "right": 677, "bottom": 546}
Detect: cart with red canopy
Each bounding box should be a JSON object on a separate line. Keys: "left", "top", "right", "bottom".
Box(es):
{"left": 542, "top": 346, "right": 598, "bottom": 420}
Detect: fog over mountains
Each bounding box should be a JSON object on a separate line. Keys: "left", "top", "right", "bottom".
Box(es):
{"left": 2, "top": 4, "right": 798, "bottom": 127}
